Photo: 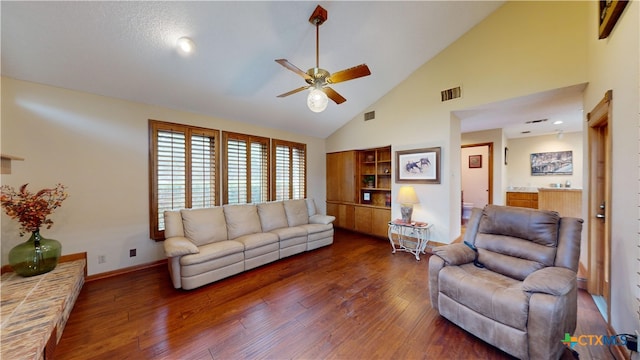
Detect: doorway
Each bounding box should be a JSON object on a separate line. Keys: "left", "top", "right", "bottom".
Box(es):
{"left": 461, "top": 143, "right": 492, "bottom": 224}
{"left": 586, "top": 90, "right": 612, "bottom": 322}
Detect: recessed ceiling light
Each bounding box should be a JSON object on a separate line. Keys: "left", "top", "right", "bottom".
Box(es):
{"left": 176, "top": 37, "right": 195, "bottom": 55}
{"left": 553, "top": 120, "right": 563, "bottom": 125}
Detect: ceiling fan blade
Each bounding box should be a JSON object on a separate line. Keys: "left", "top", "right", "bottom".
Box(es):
{"left": 277, "top": 85, "right": 310, "bottom": 98}
{"left": 275, "top": 59, "right": 313, "bottom": 81}
{"left": 323, "top": 87, "right": 346, "bottom": 104}
{"left": 327, "top": 64, "right": 371, "bottom": 84}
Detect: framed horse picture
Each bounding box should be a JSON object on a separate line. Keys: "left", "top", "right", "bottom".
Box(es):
{"left": 396, "top": 147, "right": 441, "bottom": 184}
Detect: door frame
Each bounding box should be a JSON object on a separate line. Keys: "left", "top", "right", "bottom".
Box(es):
{"left": 461, "top": 142, "right": 493, "bottom": 207}
{"left": 586, "top": 90, "right": 612, "bottom": 322}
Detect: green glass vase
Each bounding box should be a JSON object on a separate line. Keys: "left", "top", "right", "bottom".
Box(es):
{"left": 8, "top": 229, "right": 62, "bottom": 277}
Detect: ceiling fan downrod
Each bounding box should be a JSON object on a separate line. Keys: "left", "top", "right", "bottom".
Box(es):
{"left": 309, "top": 5, "right": 327, "bottom": 69}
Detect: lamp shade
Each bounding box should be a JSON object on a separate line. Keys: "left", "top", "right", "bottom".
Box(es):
{"left": 397, "top": 186, "right": 419, "bottom": 205}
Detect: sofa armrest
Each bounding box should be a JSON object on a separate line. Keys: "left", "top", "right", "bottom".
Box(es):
{"left": 431, "top": 243, "right": 476, "bottom": 265}
{"left": 523, "top": 267, "right": 576, "bottom": 296}
{"left": 309, "top": 214, "right": 335, "bottom": 225}
{"left": 164, "top": 236, "right": 199, "bottom": 257}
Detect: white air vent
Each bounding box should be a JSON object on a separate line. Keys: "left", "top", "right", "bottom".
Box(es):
{"left": 364, "top": 111, "right": 375, "bottom": 121}
{"left": 441, "top": 86, "right": 462, "bottom": 102}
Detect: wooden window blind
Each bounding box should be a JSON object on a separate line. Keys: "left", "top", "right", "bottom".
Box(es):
{"left": 222, "top": 132, "right": 269, "bottom": 204}
{"left": 149, "top": 120, "right": 219, "bottom": 240}
{"left": 272, "top": 139, "right": 306, "bottom": 201}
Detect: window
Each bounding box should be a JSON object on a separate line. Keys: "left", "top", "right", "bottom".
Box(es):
{"left": 272, "top": 139, "right": 306, "bottom": 200}
{"left": 149, "top": 121, "right": 308, "bottom": 240}
{"left": 149, "top": 120, "right": 219, "bottom": 240}
{"left": 222, "top": 132, "right": 269, "bottom": 204}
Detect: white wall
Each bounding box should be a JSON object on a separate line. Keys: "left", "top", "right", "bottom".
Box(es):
{"left": 327, "top": 1, "right": 589, "bottom": 244}
{"left": 583, "top": 0, "right": 639, "bottom": 338}
{"left": 506, "top": 131, "right": 583, "bottom": 189}
{"left": 0, "top": 77, "right": 327, "bottom": 276}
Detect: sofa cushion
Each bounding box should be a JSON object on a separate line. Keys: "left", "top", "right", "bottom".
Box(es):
{"left": 179, "top": 240, "right": 244, "bottom": 266}
{"left": 234, "top": 232, "right": 279, "bottom": 251}
{"left": 164, "top": 210, "right": 185, "bottom": 238}
{"left": 283, "top": 199, "right": 309, "bottom": 226}
{"left": 224, "top": 204, "right": 262, "bottom": 240}
{"left": 180, "top": 207, "right": 228, "bottom": 246}
{"left": 306, "top": 198, "right": 317, "bottom": 216}
{"left": 270, "top": 226, "right": 307, "bottom": 241}
{"left": 257, "top": 201, "right": 289, "bottom": 232}
{"left": 438, "top": 263, "right": 529, "bottom": 331}
{"left": 299, "top": 223, "right": 332, "bottom": 235}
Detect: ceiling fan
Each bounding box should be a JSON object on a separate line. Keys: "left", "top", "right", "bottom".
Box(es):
{"left": 275, "top": 5, "right": 371, "bottom": 113}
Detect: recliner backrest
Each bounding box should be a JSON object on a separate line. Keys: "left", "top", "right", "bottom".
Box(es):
{"left": 474, "top": 205, "right": 561, "bottom": 280}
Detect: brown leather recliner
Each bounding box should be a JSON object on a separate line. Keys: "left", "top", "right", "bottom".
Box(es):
{"left": 429, "top": 205, "right": 583, "bottom": 360}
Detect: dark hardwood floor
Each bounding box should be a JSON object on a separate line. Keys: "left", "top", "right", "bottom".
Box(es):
{"left": 55, "top": 229, "right": 617, "bottom": 359}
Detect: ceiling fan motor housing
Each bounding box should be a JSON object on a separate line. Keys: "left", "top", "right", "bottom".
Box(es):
{"left": 306, "top": 68, "right": 330, "bottom": 86}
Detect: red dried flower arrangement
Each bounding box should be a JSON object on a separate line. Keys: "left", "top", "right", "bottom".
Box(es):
{"left": 0, "top": 183, "right": 68, "bottom": 236}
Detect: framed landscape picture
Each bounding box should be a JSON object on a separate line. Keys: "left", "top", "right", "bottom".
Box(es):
{"left": 396, "top": 147, "right": 441, "bottom": 184}
{"left": 530, "top": 150, "right": 573, "bottom": 176}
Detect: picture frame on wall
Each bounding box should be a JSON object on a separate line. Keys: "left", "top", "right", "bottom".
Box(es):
{"left": 530, "top": 150, "right": 573, "bottom": 176}
{"left": 468, "top": 155, "right": 482, "bottom": 168}
{"left": 396, "top": 147, "right": 441, "bottom": 184}
{"left": 599, "top": 0, "right": 628, "bottom": 39}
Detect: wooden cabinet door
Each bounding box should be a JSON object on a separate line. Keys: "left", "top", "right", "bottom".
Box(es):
{"left": 354, "top": 206, "right": 372, "bottom": 233}
{"left": 371, "top": 208, "right": 391, "bottom": 238}
{"left": 506, "top": 192, "right": 538, "bottom": 209}
{"left": 326, "top": 151, "right": 356, "bottom": 203}
{"left": 339, "top": 204, "right": 355, "bottom": 230}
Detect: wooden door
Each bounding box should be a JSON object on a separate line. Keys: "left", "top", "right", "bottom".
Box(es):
{"left": 587, "top": 90, "right": 612, "bottom": 322}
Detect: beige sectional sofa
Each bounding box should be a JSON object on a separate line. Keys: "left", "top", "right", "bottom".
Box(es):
{"left": 163, "top": 198, "right": 335, "bottom": 290}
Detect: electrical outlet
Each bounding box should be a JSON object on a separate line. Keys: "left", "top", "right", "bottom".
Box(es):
{"left": 98, "top": 255, "right": 106, "bottom": 264}
{"left": 129, "top": 249, "right": 136, "bottom": 257}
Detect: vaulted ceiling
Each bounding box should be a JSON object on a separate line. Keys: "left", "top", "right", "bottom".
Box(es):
{"left": 2, "top": 1, "right": 508, "bottom": 138}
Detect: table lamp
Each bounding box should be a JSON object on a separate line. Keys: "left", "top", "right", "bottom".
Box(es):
{"left": 397, "top": 186, "right": 419, "bottom": 223}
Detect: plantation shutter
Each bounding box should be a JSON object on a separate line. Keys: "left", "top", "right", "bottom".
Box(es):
{"left": 223, "top": 132, "right": 269, "bottom": 204}
{"left": 156, "top": 129, "right": 186, "bottom": 232}
{"left": 149, "top": 120, "right": 219, "bottom": 240}
{"left": 251, "top": 141, "right": 268, "bottom": 203}
{"left": 225, "top": 138, "right": 248, "bottom": 204}
{"left": 190, "top": 131, "right": 217, "bottom": 208}
{"left": 292, "top": 145, "right": 306, "bottom": 199}
{"left": 272, "top": 139, "right": 306, "bottom": 200}
{"left": 274, "top": 144, "right": 290, "bottom": 200}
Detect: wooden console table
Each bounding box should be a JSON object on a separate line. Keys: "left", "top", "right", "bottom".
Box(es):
{"left": 1, "top": 257, "right": 86, "bottom": 359}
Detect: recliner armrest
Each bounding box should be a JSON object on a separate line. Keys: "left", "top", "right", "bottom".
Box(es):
{"left": 523, "top": 267, "right": 576, "bottom": 296}
{"left": 432, "top": 243, "right": 476, "bottom": 265}
{"left": 309, "top": 214, "right": 335, "bottom": 225}
{"left": 164, "top": 236, "right": 199, "bottom": 257}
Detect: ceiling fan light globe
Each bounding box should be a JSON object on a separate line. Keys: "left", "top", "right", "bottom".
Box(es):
{"left": 307, "top": 88, "right": 328, "bottom": 113}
